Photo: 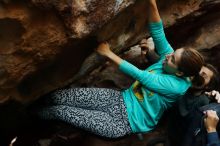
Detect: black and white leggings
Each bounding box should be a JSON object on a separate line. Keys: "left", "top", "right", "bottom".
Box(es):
{"left": 35, "top": 88, "right": 132, "bottom": 138}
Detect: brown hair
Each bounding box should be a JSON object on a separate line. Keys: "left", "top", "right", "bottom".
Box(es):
{"left": 187, "top": 64, "right": 219, "bottom": 94}
{"left": 177, "top": 48, "right": 204, "bottom": 77}
{"left": 177, "top": 48, "right": 205, "bottom": 88}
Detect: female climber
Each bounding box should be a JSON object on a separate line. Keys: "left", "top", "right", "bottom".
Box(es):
{"left": 32, "top": 0, "right": 205, "bottom": 138}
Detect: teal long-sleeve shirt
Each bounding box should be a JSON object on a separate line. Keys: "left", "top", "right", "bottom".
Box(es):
{"left": 119, "top": 21, "right": 191, "bottom": 133}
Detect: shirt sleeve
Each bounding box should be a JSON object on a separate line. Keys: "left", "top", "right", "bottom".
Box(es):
{"left": 207, "top": 132, "right": 220, "bottom": 146}
{"left": 119, "top": 60, "right": 188, "bottom": 96}
{"left": 148, "top": 21, "right": 174, "bottom": 57}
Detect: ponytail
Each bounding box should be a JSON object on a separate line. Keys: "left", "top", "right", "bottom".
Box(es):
{"left": 191, "top": 73, "right": 205, "bottom": 89}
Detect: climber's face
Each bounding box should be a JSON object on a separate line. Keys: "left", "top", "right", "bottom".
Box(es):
{"left": 163, "top": 48, "right": 183, "bottom": 76}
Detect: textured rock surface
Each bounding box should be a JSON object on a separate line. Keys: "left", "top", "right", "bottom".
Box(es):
{"left": 0, "top": 0, "right": 219, "bottom": 102}
{"left": 0, "top": 1, "right": 68, "bottom": 102}
{"left": 32, "top": 0, "right": 136, "bottom": 38}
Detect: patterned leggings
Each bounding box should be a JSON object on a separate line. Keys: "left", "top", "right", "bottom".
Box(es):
{"left": 35, "top": 88, "right": 132, "bottom": 138}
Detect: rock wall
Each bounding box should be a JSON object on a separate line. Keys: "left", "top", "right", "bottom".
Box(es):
{"left": 0, "top": 0, "right": 220, "bottom": 103}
